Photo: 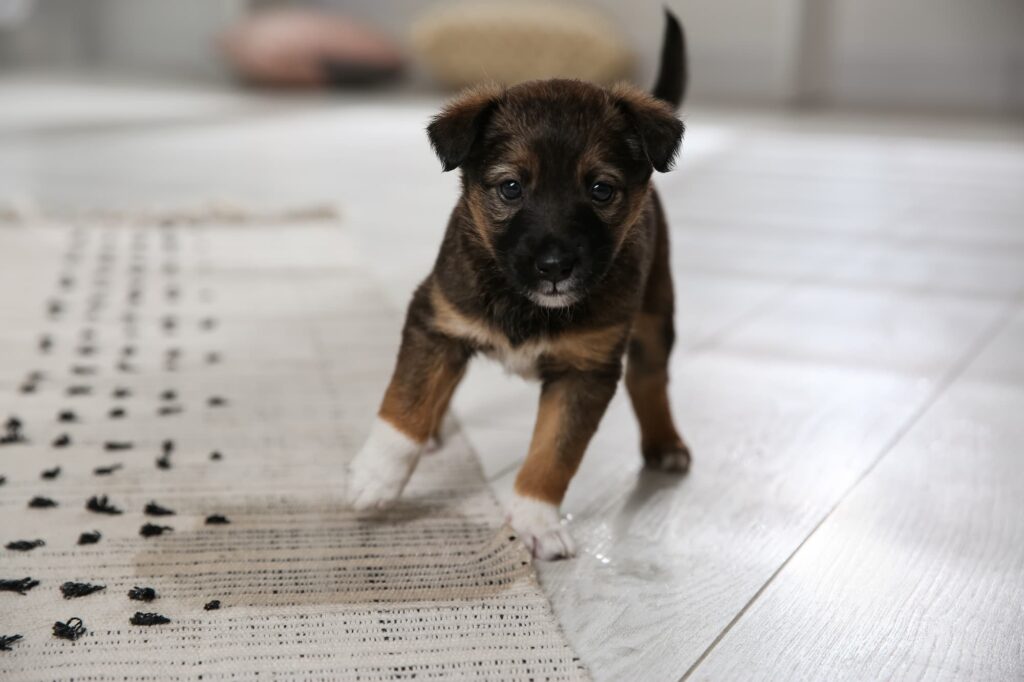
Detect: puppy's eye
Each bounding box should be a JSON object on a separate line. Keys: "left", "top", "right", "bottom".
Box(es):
{"left": 590, "top": 182, "right": 614, "bottom": 203}
{"left": 499, "top": 180, "right": 522, "bottom": 201}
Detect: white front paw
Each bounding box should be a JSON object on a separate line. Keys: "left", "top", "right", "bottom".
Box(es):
{"left": 507, "top": 493, "right": 576, "bottom": 560}
{"left": 348, "top": 418, "right": 422, "bottom": 511}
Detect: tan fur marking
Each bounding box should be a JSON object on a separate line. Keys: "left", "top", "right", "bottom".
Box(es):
{"left": 514, "top": 383, "right": 576, "bottom": 504}
{"left": 626, "top": 312, "right": 684, "bottom": 459}
{"left": 379, "top": 350, "right": 465, "bottom": 444}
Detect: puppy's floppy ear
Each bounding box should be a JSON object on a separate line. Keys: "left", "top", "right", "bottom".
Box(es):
{"left": 611, "top": 84, "right": 684, "bottom": 173}
{"left": 427, "top": 84, "right": 504, "bottom": 172}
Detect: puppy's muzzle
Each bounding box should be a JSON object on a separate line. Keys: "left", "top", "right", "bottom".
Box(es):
{"left": 534, "top": 244, "right": 577, "bottom": 285}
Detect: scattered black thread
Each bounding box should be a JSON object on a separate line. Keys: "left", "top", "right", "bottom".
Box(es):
{"left": 205, "top": 514, "right": 230, "bottom": 525}
{"left": 71, "top": 365, "right": 97, "bottom": 376}
{"left": 66, "top": 385, "right": 91, "bottom": 396}
{"left": 200, "top": 317, "right": 216, "bottom": 330}
{"left": 5, "top": 539, "right": 45, "bottom": 551}
{"left": 203, "top": 600, "right": 221, "bottom": 611}
{"left": 39, "top": 334, "right": 53, "bottom": 352}
{"left": 117, "top": 361, "right": 137, "bottom": 373}
{"left": 93, "top": 463, "right": 122, "bottom": 476}
{"left": 0, "top": 578, "right": 39, "bottom": 595}
{"left": 209, "top": 451, "right": 222, "bottom": 461}
{"left": 19, "top": 382, "right": 36, "bottom": 394}
{"left": 60, "top": 275, "right": 74, "bottom": 289}
{"left": 76, "top": 345, "right": 96, "bottom": 357}
{"left": 58, "top": 410, "right": 78, "bottom": 423}
{"left": 160, "top": 390, "right": 177, "bottom": 401}
{"left": 157, "top": 405, "right": 182, "bottom": 416}
{"left": 128, "top": 586, "right": 157, "bottom": 602}
{"left": 144, "top": 501, "right": 175, "bottom": 517}
{"left": 205, "top": 352, "right": 221, "bottom": 364}
{"left": 41, "top": 466, "right": 62, "bottom": 480}
{"left": 0, "top": 634, "right": 23, "bottom": 651}
{"left": 52, "top": 617, "right": 86, "bottom": 641}
{"left": 1, "top": 417, "right": 25, "bottom": 445}
{"left": 53, "top": 433, "right": 71, "bottom": 447}
{"left": 121, "top": 345, "right": 136, "bottom": 357}
{"left": 109, "top": 408, "right": 126, "bottom": 419}
{"left": 86, "top": 495, "right": 122, "bottom": 515}
{"left": 47, "top": 299, "right": 63, "bottom": 317}
{"left": 130, "top": 612, "right": 170, "bottom": 626}
{"left": 60, "top": 582, "right": 106, "bottom": 599}
{"left": 112, "top": 387, "right": 132, "bottom": 399}
{"left": 104, "top": 441, "right": 132, "bottom": 451}
{"left": 0, "top": 475, "right": 5, "bottom": 486}
{"left": 139, "top": 523, "right": 173, "bottom": 537}
{"left": 28, "top": 496, "right": 57, "bottom": 508}
{"left": 207, "top": 396, "right": 227, "bottom": 407}
{"left": 77, "top": 531, "right": 101, "bottom": 545}
{"left": 156, "top": 452, "right": 172, "bottom": 469}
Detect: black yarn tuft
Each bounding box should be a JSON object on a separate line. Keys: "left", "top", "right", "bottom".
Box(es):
{"left": 139, "top": 523, "right": 173, "bottom": 537}
{"left": 53, "top": 434, "right": 71, "bottom": 447}
{"left": 60, "top": 581, "right": 106, "bottom": 599}
{"left": 203, "top": 599, "right": 221, "bottom": 611}
{"left": 104, "top": 441, "right": 133, "bottom": 451}
{"left": 28, "top": 496, "right": 57, "bottom": 508}
{"left": 0, "top": 577, "right": 39, "bottom": 595}
{"left": 52, "top": 617, "right": 86, "bottom": 641}
{"left": 41, "top": 466, "right": 61, "bottom": 479}
{"left": 57, "top": 410, "right": 78, "bottom": 423}
{"left": 128, "top": 586, "right": 157, "bottom": 602}
{"left": 93, "top": 463, "right": 123, "bottom": 476}
{"left": 144, "top": 501, "right": 175, "bottom": 517}
{"left": 0, "top": 634, "right": 23, "bottom": 651}
{"left": 205, "top": 514, "right": 230, "bottom": 525}
{"left": 77, "top": 531, "right": 102, "bottom": 545}
{"left": 5, "top": 539, "right": 45, "bottom": 551}
{"left": 86, "top": 495, "right": 123, "bottom": 515}
{"left": 130, "top": 612, "right": 170, "bottom": 626}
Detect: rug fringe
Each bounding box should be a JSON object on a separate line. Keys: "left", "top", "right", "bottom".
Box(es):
{"left": 0, "top": 199, "right": 341, "bottom": 226}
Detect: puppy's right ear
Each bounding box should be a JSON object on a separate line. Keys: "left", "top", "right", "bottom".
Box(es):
{"left": 427, "top": 84, "right": 503, "bottom": 172}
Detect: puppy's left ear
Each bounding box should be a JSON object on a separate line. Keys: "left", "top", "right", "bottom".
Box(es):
{"left": 611, "top": 85, "right": 684, "bottom": 173}
{"left": 427, "top": 84, "right": 504, "bottom": 172}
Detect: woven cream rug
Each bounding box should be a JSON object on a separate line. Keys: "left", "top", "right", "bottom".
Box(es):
{"left": 0, "top": 221, "right": 587, "bottom": 681}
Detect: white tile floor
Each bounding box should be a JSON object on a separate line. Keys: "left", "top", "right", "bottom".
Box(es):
{"left": 2, "top": 77, "right": 1023, "bottom": 681}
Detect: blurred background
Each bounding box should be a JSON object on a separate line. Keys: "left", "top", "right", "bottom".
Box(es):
{"left": 1, "top": 0, "right": 1022, "bottom": 112}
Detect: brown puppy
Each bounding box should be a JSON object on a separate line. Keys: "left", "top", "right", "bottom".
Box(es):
{"left": 349, "top": 12, "right": 689, "bottom": 559}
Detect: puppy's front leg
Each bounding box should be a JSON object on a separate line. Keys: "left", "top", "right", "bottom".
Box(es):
{"left": 349, "top": 304, "right": 470, "bottom": 511}
{"left": 509, "top": 364, "right": 620, "bottom": 559}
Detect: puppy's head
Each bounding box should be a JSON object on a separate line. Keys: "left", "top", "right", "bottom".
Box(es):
{"left": 428, "top": 80, "right": 683, "bottom": 308}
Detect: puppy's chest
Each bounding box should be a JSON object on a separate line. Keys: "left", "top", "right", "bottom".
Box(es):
{"left": 481, "top": 342, "right": 547, "bottom": 379}
{"left": 431, "top": 291, "right": 627, "bottom": 377}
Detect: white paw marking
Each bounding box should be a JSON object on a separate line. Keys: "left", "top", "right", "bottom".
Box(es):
{"left": 506, "top": 493, "right": 575, "bottom": 560}
{"left": 647, "top": 444, "right": 691, "bottom": 473}
{"left": 348, "top": 418, "right": 423, "bottom": 511}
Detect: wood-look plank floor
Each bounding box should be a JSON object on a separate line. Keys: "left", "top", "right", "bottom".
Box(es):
{"left": 2, "top": 77, "right": 1022, "bottom": 681}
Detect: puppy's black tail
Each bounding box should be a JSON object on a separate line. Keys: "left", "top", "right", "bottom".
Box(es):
{"left": 652, "top": 9, "right": 687, "bottom": 109}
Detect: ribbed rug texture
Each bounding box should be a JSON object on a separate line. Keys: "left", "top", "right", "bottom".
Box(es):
{"left": 0, "top": 222, "right": 588, "bottom": 681}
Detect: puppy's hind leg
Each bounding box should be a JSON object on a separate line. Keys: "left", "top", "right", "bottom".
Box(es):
{"left": 349, "top": 293, "right": 470, "bottom": 511}
{"left": 626, "top": 213, "right": 690, "bottom": 473}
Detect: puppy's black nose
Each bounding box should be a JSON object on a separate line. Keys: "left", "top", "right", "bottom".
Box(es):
{"left": 535, "top": 248, "right": 577, "bottom": 284}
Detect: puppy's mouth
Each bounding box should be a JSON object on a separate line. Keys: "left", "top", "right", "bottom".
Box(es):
{"left": 527, "top": 280, "right": 580, "bottom": 309}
